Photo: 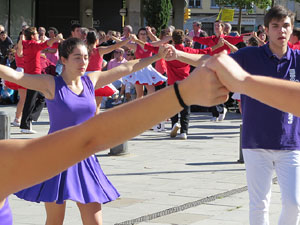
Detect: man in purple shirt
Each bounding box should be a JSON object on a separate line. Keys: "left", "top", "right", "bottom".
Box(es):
{"left": 230, "top": 5, "right": 300, "bottom": 225}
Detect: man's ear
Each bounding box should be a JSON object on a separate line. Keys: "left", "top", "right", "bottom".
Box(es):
{"left": 61, "top": 57, "right": 67, "bottom": 65}
{"left": 265, "top": 27, "right": 269, "bottom": 37}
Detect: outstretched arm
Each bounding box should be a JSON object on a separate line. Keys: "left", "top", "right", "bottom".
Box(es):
{"left": 98, "top": 38, "right": 130, "bottom": 55}
{"left": 0, "top": 65, "right": 54, "bottom": 99}
{"left": 146, "top": 26, "right": 159, "bottom": 42}
{"left": 0, "top": 58, "right": 228, "bottom": 200}
{"left": 206, "top": 53, "right": 300, "bottom": 117}
{"left": 165, "top": 45, "right": 211, "bottom": 67}
{"left": 89, "top": 45, "right": 169, "bottom": 89}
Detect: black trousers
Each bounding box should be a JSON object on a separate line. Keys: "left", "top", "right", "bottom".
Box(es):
{"left": 171, "top": 106, "right": 190, "bottom": 134}
{"left": 20, "top": 89, "right": 45, "bottom": 129}
{"left": 210, "top": 104, "right": 225, "bottom": 118}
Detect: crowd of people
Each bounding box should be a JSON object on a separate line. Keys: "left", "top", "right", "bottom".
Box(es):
{"left": 1, "top": 4, "right": 300, "bottom": 225}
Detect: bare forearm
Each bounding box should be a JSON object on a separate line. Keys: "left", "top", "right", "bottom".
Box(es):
{"left": 224, "top": 41, "right": 238, "bottom": 53}
{"left": 241, "top": 75, "right": 300, "bottom": 116}
{"left": 0, "top": 65, "right": 22, "bottom": 82}
{"left": 176, "top": 51, "right": 210, "bottom": 67}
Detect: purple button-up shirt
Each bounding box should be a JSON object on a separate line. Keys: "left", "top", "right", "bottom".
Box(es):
{"left": 231, "top": 44, "right": 300, "bottom": 150}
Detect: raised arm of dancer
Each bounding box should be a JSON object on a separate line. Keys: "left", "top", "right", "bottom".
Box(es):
{"left": 165, "top": 45, "right": 210, "bottom": 67}
{"left": 148, "top": 36, "right": 172, "bottom": 47}
{"left": 16, "top": 34, "right": 24, "bottom": 57}
{"left": 250, "top": 31, "right": 265, "bottom": 46}
{"left": 89, "top": 45, "right": 169, "bottom": 88}
{"left": 146, "top": 26, "right": 159, "bottom": 42}
{"left": 0, "top": 60, "right": 228, "bottom": 200}
{"left": 0, "top": 65, "right": 54, "bottom": 98}
{"left": 111, "top": 35, "right": 137, "bottom": 51}
{"left": 46, "top": 33, "right": 63, "bottom": 47}
{"left": 130, "top": 34, "right": 146, "bottom": 48}
{"left": 206, "top": 53, "right": 300, "bottom": 117}
{"left": 222, "top": 38, "right": 238, "bottom": 53}
{"left": 98, "top": 37, "right": 130, "bottom": 55}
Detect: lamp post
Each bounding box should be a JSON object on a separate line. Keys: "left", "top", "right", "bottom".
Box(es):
{"left": 119, "top": 8, "right": 127, "bottom": 28}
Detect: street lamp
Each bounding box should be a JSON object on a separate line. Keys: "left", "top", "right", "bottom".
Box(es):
{"left": 119, "top": 8, "right": 127, "bottom": 27}
{"left": 119, "top": 8, "right": 127, "bottom": 17}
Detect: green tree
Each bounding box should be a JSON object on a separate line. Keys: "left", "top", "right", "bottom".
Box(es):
{"left": 143, "top": 0, "right": 172, "bottom": 35}
{"left": 216, "top": 0, "right": 271, "bottom": 34}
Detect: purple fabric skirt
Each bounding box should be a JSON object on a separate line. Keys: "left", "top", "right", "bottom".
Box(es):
{"left": 14, "top": 155, "right": 119, "bottom": 204}
{"left": 0, "top": 198, "right": 13, "bottom": 225}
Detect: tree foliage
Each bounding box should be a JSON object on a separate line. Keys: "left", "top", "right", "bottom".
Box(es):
{"left": 143, "top": 0, "right": 172, "bottom": 35}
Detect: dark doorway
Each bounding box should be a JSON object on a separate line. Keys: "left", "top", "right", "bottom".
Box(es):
{"left": 93, "top": 0, "right": 123, "bottom": 33}
{"left": 35, "top": 0, "right": 80, "bottom": 38}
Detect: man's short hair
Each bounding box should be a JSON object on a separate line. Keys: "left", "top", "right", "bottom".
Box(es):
{"left": 264, "top": 5, "right": 295, "bottom": 28}
{"left": 193, "top": 21, "right": 201, "bottom": 27}
{"left": 24, "top": 27, "right": 37, "bottom": 40}
{"left": 70, "top": 24, "right": 81, "bottom": 32}
{"left": 292, "top": 27, "right": 300, "bottom": 41}
{"left": 215, "top": 20, "right": 225, "bottom": 28}
{"left": 125, "top": 25, "right": 133, "bottom": 33}
{"left": 48, "top": 27, "right": 58, "bottom": 35}
{"left": 172, "top": 29, "right": 185, "bottom": 45}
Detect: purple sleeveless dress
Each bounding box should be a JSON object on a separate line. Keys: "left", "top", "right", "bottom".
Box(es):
{"left": 15, "top": 76, "right": 120, "bottom": 204}
{"left": 0, "top": 198, "right": 13, "bottom": 225}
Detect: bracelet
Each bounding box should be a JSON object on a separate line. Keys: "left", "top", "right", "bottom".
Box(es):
{"left": 174, "top": 81, "right": 188, "bottom": 109}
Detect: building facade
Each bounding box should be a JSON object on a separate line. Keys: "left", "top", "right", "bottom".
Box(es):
{"left": 185, "top": 0, "right": 300, "bottom": 35}
{"left": 0, "top": 0, "right": 187, "bottom": 42}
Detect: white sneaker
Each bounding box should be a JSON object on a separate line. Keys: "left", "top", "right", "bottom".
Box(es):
{"left": 218, "top": 108, "right": 228, "bottom": 121}
{"left": 210, "top": 117, "right": 218, "bottom": 122}
{"left": 111, "top": 100, "right": 122, "bottom": 105}
{"left": 170, "top": 123, "right": 180, "bottom": 138}
{"left": 179, "top": 133, "right": 187, "bottom": 140}
{"left": 12, "top": 119, "right": 20, "bottom": 127}
{"left": 20, "top": 129, "right": 37, "bottom": 134}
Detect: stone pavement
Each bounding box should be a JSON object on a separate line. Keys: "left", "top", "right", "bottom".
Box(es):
{"left": 0, "top": 105, "right": 283, "bottom": 225}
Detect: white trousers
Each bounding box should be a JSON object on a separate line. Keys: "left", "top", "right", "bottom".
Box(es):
{"left": 243, "top": 149, "right": 300, "bottom": 225}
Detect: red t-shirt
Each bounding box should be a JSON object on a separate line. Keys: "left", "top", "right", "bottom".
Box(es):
{"left": 144, "top": 43, "right": 212, "bottom": 85}
{"left": 193, "top": 34, "right": 243, "bottom": 55}
{"left": 135, "top": 43, "right": 152, "bottom": 59}
{"left": 22, "top": 40, "right": 49, "bottom": 74}
{"left": 288, "top": 41, "right": 300, "bottom": 50}
{"left": 86, "top": 48, "right": 103, "bottom": 71}
{"left": 15, "top": 53, "right": 24, "bottom": 68}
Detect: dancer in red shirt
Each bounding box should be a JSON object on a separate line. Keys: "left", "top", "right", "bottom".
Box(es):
{"left": 20, "top": 27, "right": 62, "bottom": 134}
{"left": 133, "top": 29, "right": 224, "bottom": 139}
{"left": 288, "top": 27, "right": 300, "bottom": 50}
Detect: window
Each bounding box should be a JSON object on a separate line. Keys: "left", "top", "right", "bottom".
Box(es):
{"left": 189, "top": 0, "right": 201, "bottom": 8}
{"left": 211, "top": 0, "right": 218, "bottom": 8}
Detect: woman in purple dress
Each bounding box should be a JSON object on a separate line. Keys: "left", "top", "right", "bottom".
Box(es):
{"left": 1, "top": 37, "right": 168, "bottom": 225}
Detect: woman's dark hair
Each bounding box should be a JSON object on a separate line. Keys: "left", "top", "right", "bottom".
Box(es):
{"left": 248, "top": 37, "right": 259, "bottom": 47}
{"left": 58, "top": 37, "right": 85, "bottom": 59}
{"left": 137, "top": 27, "right": 147, "bottom": 37}
{"left": 264, "top": 5, "right": 295, "bottom": 28}
{"left": 48, "top": 27, "right": 58, "bottom": 35}
{"left": 86, "top": 30, "right": 99, "bottom": 46}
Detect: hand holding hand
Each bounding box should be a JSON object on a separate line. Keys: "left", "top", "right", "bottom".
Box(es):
{"left": 129, "top": 34, "right": 138, "bottom": 42}
{"left": 157, "top": 45, "right": 170, "bottom": 59}
{"left": 205, "top": 52, "right": 249, "bottom": 92}
{"left": 164, "top": 44, "right": 178, "bottom": 61}
{"left": 180, "top": 66, "right": 229, "bottom": 107}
